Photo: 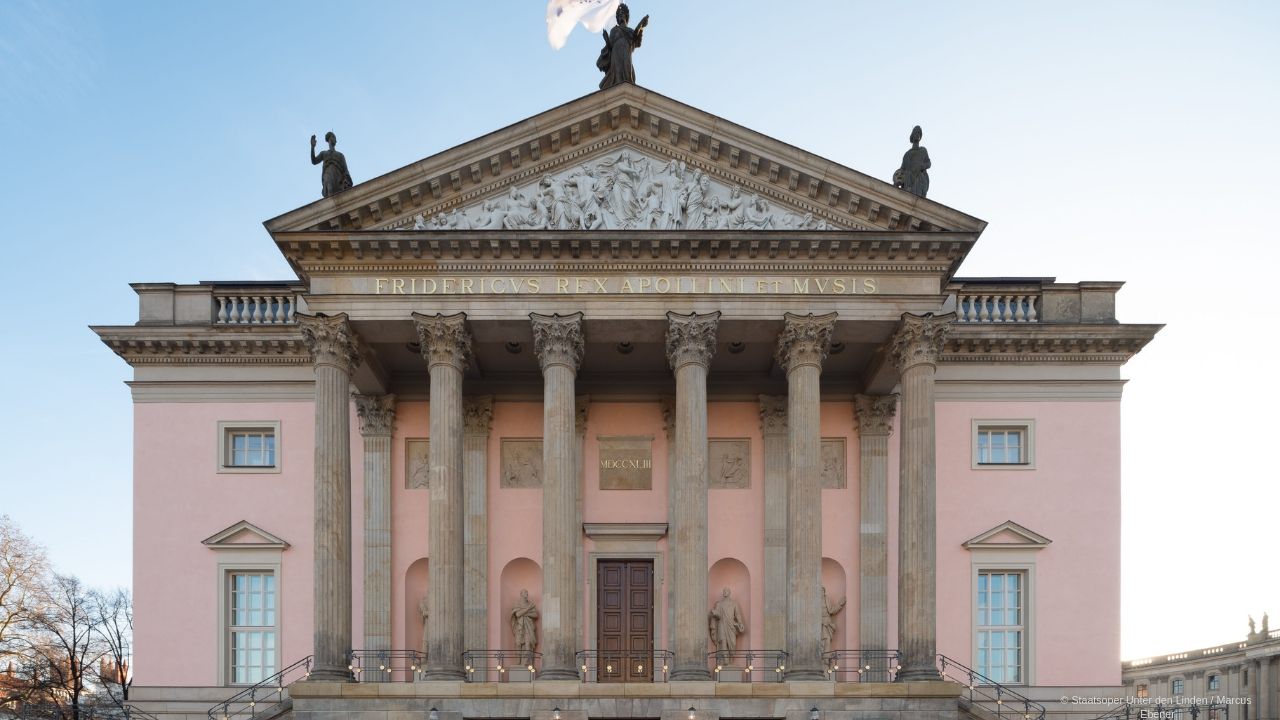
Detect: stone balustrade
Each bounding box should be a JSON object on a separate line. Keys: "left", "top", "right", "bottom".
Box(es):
{"left": 956, "top": 292, "right": 1039, "bottom": 323}
{"left": 214, "top": 292, "right": 301, "bottom": 324}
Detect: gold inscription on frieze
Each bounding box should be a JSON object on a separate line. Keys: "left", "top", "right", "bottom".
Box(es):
{"left": 370, "top": 276, "right": 880, "bottom": 296}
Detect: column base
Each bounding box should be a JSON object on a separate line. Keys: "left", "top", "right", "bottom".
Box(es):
{"left": 783, "top": 666, "right": 826, "bottom": 681}
{"left": 422, "top": 668, "right": 467, "bottom": 681}
{"left": 894, "top": 663, "right": 942, "bottom": 682}
{"left": 536, "top": 667, "right": 581, "bottom": 681}
{"left": 670, "top": 666, "right": 712, "bottom": 681}
{"left": 305, "top": 665, "right": 354, "bottom": 683}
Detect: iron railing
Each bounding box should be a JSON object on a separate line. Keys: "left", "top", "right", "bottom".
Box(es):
{"left": 575, "top": 649, "right": 673, "bottom": 682}
{"left": 207, "top": 655, "right": 311, "bottom": 720}
{"left": 707, "top": 649, "right": 789, "bottom": 683}
{"left": 348, "top": 649, "right": 426, "bottom": 683}
{"left": 462, "top": 650, "right": 542, "bottom": 682}
{"left": 122, "top": 707, "right": 162, "bottom": 720}
{"left": 937, "top": 654, "right": 1046, "bottom": 720}
{"left": 823, "top": 649, "right": 901, "bottom": 682}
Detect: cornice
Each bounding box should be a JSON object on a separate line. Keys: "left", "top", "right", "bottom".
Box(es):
{"left": 94, "top": 326, "right": 310, "bottom": 367}
{"left": 264, "top": 85, "right": 985, "bottom": 241}
{"left": 942, "top": 323, "right": 1162, "bottom": 364}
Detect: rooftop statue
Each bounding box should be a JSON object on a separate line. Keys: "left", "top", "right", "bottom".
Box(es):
{"left": 893, "top": 125, "right": 931, "bottom": 198}
{"left": 597, "top": 3, "right": 648, "bottom": 90}
{"left": 311, "top": 131, "right": 353, "bottom": 199}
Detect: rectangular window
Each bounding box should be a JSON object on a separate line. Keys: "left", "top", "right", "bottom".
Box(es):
{"left": 228, "top": 571, "right": 277, "bottom": 684}
{"left": 971, "top": 420, "right": 1035, "bottom": 469}
{"left": 1172, "top": 678, "right": 1184, "bottom": 695}
{"left": 218, "top": 421, "right": 281, "bottom": 473}
{"left": 1209, "top": 674, "right": 1220, "bottom": 690}
{"left": 1136, "top": 684, "right": 1149, "bottom": 699}
{"left": 976, "top": 570, "right": 1024, "bottom": 683}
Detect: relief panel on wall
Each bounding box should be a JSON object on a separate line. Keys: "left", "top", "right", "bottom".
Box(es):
{"left": 820, "top": 438, "right": 846, "bottom": 489}
{"left": 597, "top": 436, "right": 653, "bottom": 490}
{"left": 406, "top": 438, "right": 429, "bottom": 489}
{"left": 501, "top": 439, "right": 543, "bottom": 488}
{"left": 709, "top": 439, "right": 750, "bottom": 489}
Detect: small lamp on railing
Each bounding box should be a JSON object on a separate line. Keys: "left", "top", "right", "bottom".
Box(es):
{"left": 811, "top": 707, "right": 820, "bottom": 720}
{"left": 553, "top": 708, "right": 562, "bottom": 720}
{"left": 689, "top": 707, "right": 697, "bottom": 720}
{"left": 430, "top": 708, "right": 439, "bottom": 720}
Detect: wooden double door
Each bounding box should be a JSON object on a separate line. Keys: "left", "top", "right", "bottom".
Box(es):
{"left": 596, "top": 559, "right": 654, "bottom": 683}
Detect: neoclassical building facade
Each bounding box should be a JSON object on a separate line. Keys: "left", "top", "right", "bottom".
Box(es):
{"left": 95, "top": 85, "right": 1160, "bottom": 720}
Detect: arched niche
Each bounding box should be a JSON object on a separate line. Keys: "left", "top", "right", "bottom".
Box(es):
{"left": 499, "top": 557, "right": 543, "bottom": 651}
{"left": 404, "top": 558, "right": 428, "bottom": 653}
{"left": 708, "top": 557, "right": 751, "bottom": 653}
{"left": 821, "top": 557, "right": 849, "bottom": 651}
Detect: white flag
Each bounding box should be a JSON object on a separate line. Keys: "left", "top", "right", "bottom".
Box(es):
{"left": 546, "top": 0, "right": 620, "bottom": 50}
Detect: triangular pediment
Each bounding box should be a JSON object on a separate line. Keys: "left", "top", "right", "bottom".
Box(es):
{"left": 265, "top": 84, "right": 985, "bottom": 236}
{"left": 202, "top": 520, "right": 290, "bottom": 549}
{"left": 962, "top": 520, "right": 1051, "bottom": 549}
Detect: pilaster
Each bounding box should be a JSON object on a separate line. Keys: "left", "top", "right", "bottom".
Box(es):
{"left": 355, "top": 393, "right": 396, "bottom": 664}
{"left": 463, "top": 395, "right": 493, "bottom": 658}
{"left": 758, "top": 395, "right": 788, "bottom": 652}
{"left": 853, "top": 394, "right": 896, "bottom": 667}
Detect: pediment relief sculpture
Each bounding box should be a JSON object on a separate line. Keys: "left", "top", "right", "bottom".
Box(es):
{"left": 405, "top": 150, "right": 843, "bottom": 232}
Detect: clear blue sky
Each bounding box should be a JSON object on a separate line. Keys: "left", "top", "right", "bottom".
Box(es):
{"left": 1, "top": 1, "right": 1277, "bottom": 659}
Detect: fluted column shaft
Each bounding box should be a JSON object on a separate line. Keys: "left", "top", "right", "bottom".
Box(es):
{"left": 854, "top": 394, "right": 896, "bottom": 673}
{"left": 413, "top": 312, "right": 472, "bottom": 680}
{"left": 531, "top": 313, "right": 585, "bottom": 680}
{"left": 777, "top": 312, "right": 836, "bottom": 680}
{"left": 298, "top": 313, "right": 361, "bottom": 683}
{"left": 666, "top": 311, "right": 719, "bottom": 680}
{"left": 355, "top": 394, "right": 396, "bottom": 661}
{"left": 463, "top": 397, "right": 494, "bottom": 659}
{"left": 758, "top": 396, "right": 789, "bottom": 651}
{"left": 890, "top": 312, "right": 953, "bottom": 682}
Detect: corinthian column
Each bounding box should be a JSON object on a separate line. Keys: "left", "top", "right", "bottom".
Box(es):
{"left": 530, "top": 312, "right": 585, "bottom": 680}
{"left": 463, "top": 396, "right": 493, "bottom": 659}
{"left": 758, "top": 396, "right": 788, "bottom": 651}
{"left": 889, "top": 312, "right": 954, "bottom": 682}
{"left": 297, "top": 313, "right": 362, "bottom": 682}
{"left": 776, "top": 312, "right": 837, "bottom": 680}
{"left": 355, "top": 394, "right": 396, "bottom": 661}
{"left": 412, "top": 312, "right": 472, "bottom": 680}
{"left": 666, "top": 311, "right": 719, "bottom": 680}
{"left": 853, "top": 394, "right": 896, "bottom": 673}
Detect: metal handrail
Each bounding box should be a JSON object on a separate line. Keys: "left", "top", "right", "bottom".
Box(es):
{"left": 937, "top": 654, "right": 1046, "bottom": 720}
{"left": 707, "top": 649, "right": 789, "bottom": 682}
{"left": 823, "top": 649, "right": 902, "bottom": 682}
{"left": 207, "top": 655, "right": 311, "bottom": 720}
{"left": 123, "top": 706, "right": 162, "bottom": 720}
{"left": 348, "top": 649, "right": 426, "bottom": 682}
{"left": 462, "top": 649, "right": 542, "bottom": 682}
{"left": 576, "top": 649, "right": 673, "bottom": 682}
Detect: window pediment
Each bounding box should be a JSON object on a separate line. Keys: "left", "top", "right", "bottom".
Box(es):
{"left": 203, "top": 520, "right": 290, "bottom": 550}
{"left": 963, "top": 520, "right": 1051, "bottom": 549}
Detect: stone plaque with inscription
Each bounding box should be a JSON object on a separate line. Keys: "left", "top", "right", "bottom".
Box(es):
{"left": 501, "top": 439, "right": 543, "bottom": 488}
{"left": 709, "top": 439, "right": 750, "bottom": 489}
{"left": 820, "top": 438, "right": 846, "bottom": 489}
{"left": 406, "top": 438, "right": 430, "bottom": 489}
{"left": 597, "top": 436, "right": 652, "bottom": 490}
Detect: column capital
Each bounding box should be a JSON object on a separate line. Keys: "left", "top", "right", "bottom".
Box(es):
{"left": 412, "top": 312, "right": 473, "bottom": 370}
{"left": 775, "top": 312, "right": 837, "bottom": 373}
{"left": 298, "top": 312, "right": 362, "bottom": 374}
{"left": 854, "top": 394, "right": 897, "bottom": 437}
{"left": 462, "top": 395, "right": 494, "bottom": 436}
{"left": 530, "top": 312, "right": 584, "bottom": 372}
{"left": 665, "top": 311, "right": 720, "bottom": 370}
{"left": 889, "top": 312, "right": 956, "bottom": 371}
{"left": 355, "top": 394, "right": 397, "bottom": 436}
{"left": 758, "top": 395, "right": 788, "bottom": 435}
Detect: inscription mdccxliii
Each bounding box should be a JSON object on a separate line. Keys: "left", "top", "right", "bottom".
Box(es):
{"left": 364, "top": 275, "right": 880, "bottom": 296}
{"left": 597, "top": 436, "right": 653, "bottom": 490}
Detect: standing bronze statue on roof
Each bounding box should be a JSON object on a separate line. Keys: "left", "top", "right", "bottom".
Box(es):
{"left": 311, "top": 131, "right": 353, "bottom": 199}
{"left": 893, "top": 125, "right": 931, "bottom": 198}
{"left": 597, "top": 3, "right": 648, "bottom": 90}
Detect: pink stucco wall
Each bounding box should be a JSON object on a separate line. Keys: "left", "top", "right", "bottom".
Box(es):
{"left": 134, "top": 397, "right": 1121, "bottom": 688}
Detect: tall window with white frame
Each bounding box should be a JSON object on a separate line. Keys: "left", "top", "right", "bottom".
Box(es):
{"left": 976, "top": 570, "right": 1024, "bottom": 683}
{"left": 228, "top": 571, "right": 277, "bottom": 684}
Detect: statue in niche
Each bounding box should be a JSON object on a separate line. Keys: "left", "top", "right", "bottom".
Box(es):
{"left": 707, "top": 587, "right": 745, "bottom": 663}
{"left": 597, "top": 3, "right": 648, "bottom": 90}
{"left": 419, "top": 596, "right": 430, "bottom": 656}
{"left": 510, "top": 589, "right": 540, "bottom": 665}
{"left": 821, "top": 587, "right": 846, "bottom": 653}
{"left": 893, "top": 125, "right": 931, "bottom": 198}
{"left": 310, "top": 131, "right": 353, "bottom": 198}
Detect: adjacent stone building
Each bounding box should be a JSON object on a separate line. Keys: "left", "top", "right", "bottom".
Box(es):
{"left": 94, "top": 85, "right": 1161, "bottom": 720}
